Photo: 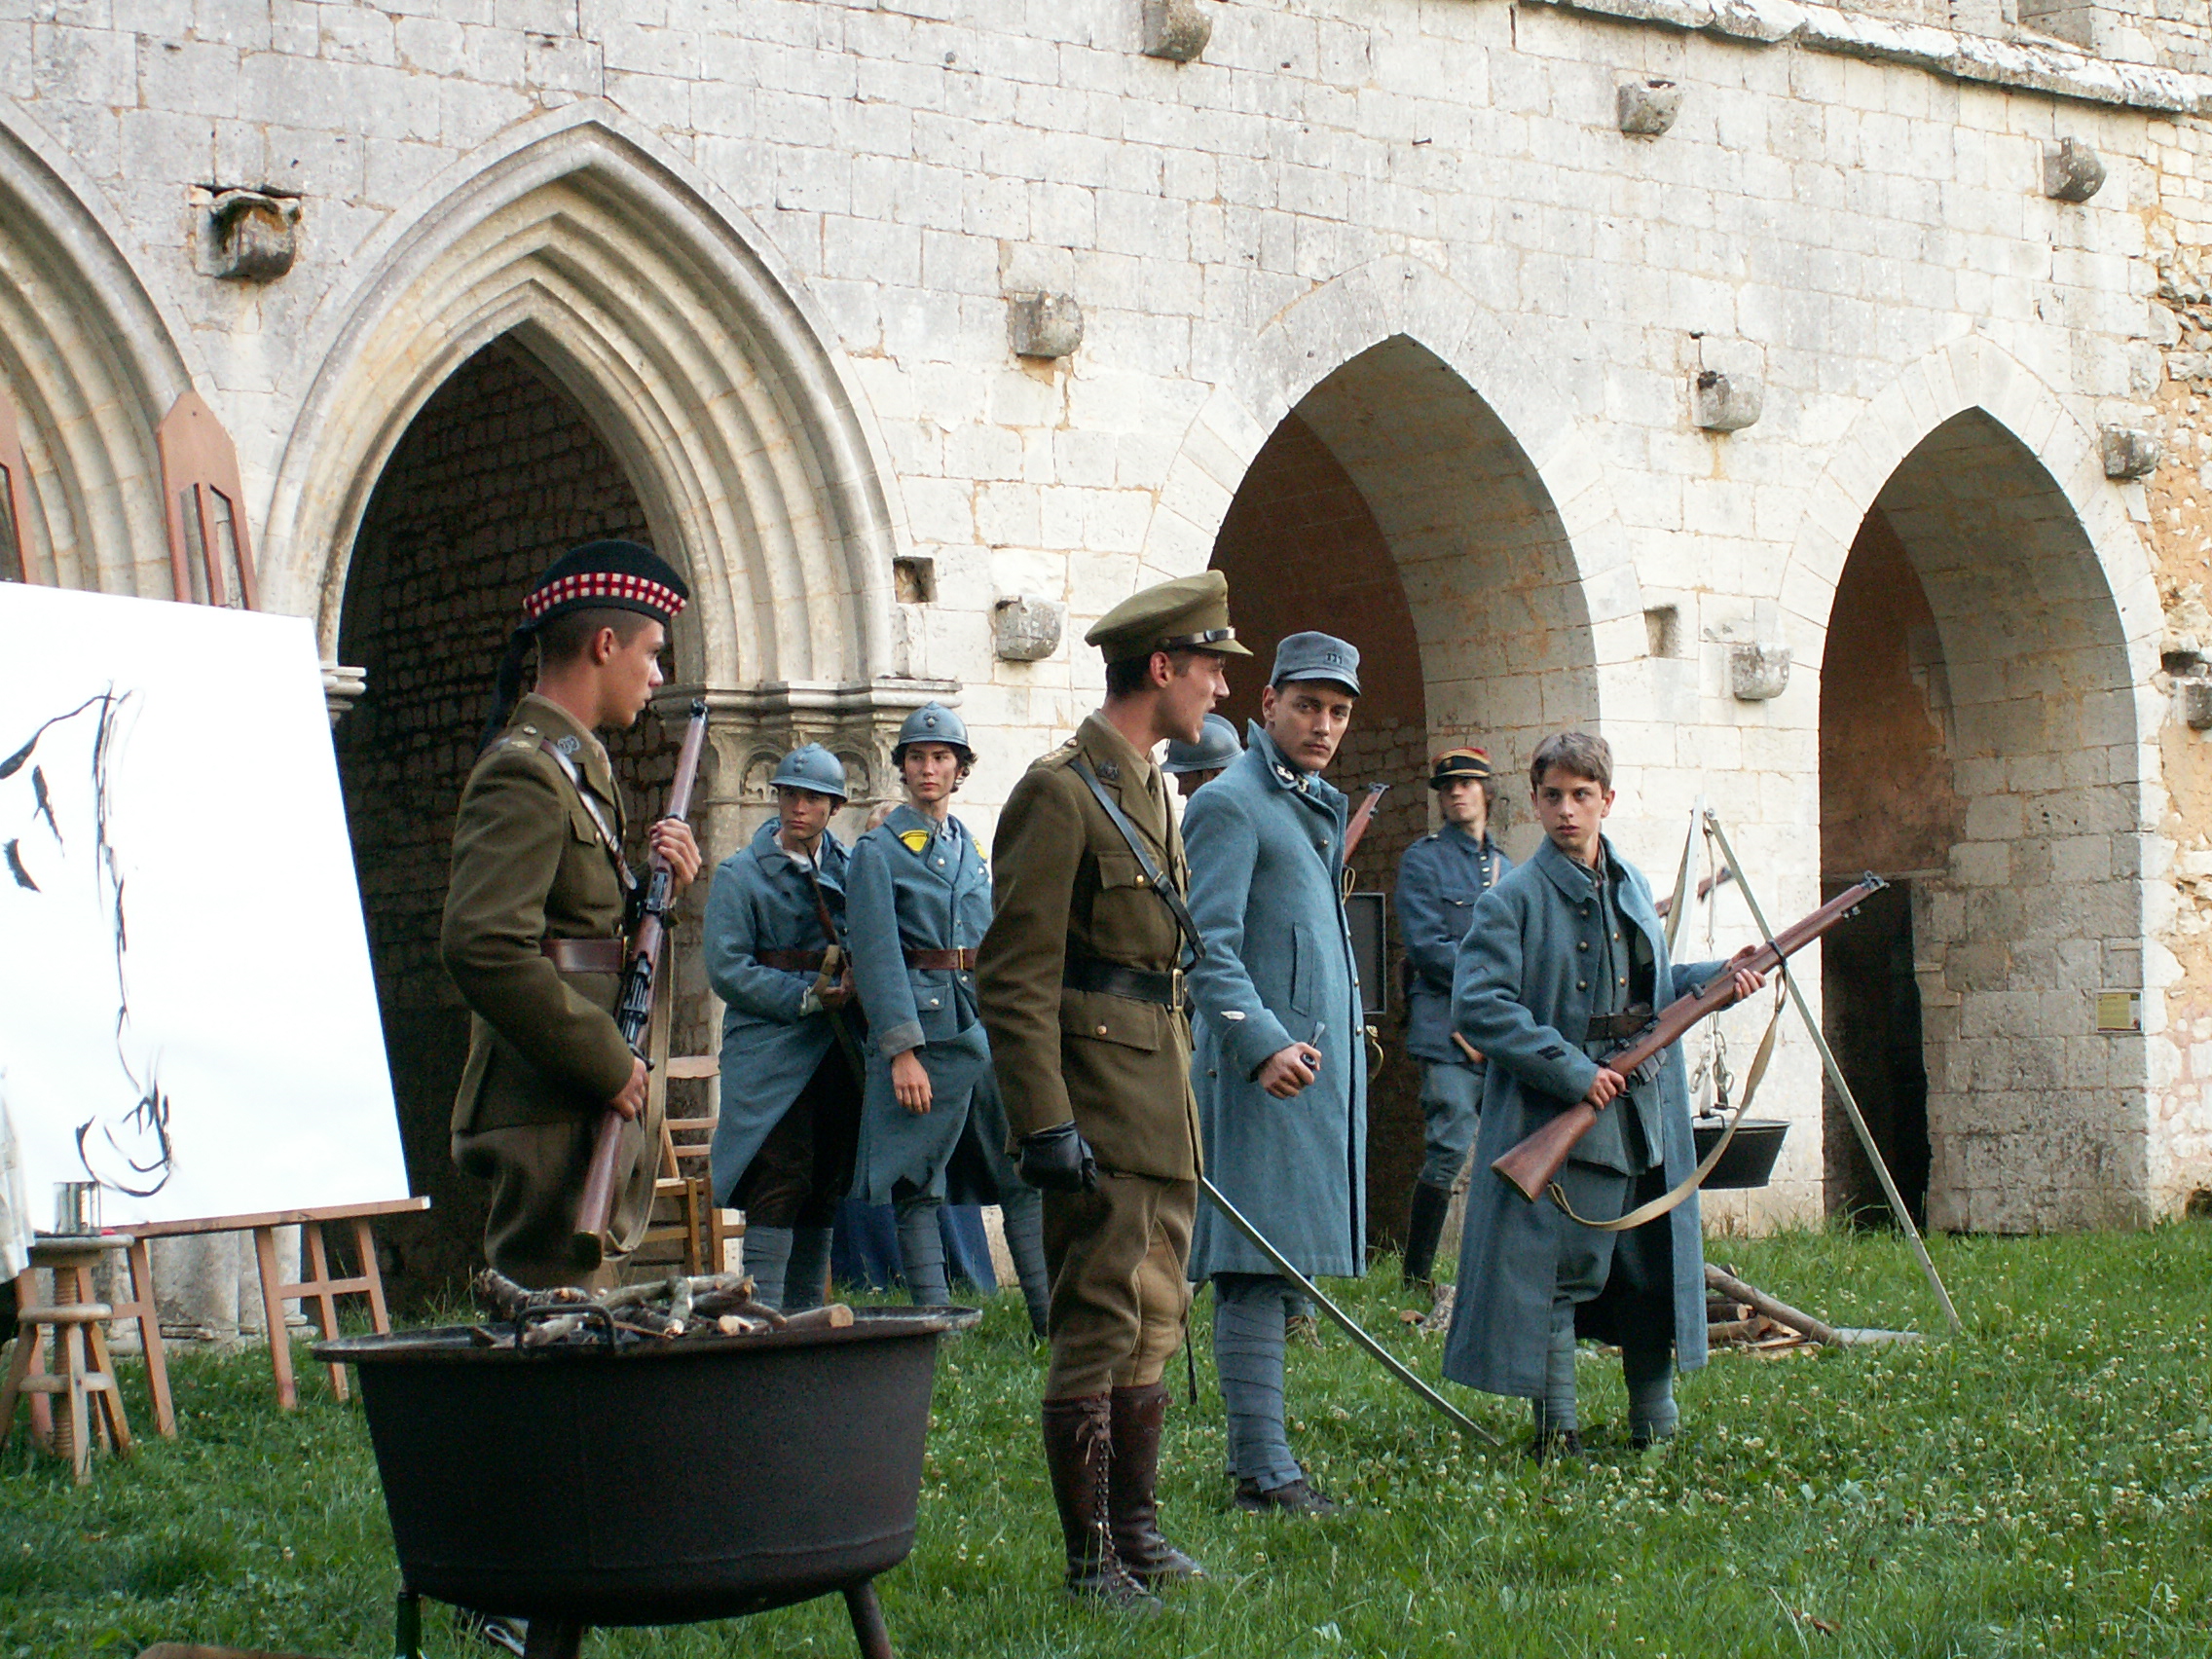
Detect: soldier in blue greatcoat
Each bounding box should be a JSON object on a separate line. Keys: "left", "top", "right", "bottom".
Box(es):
{"left": 1391, "top": 745, "right": 1511, "bottom": 1288}
{"left": 701, "top": 743, "right": 862, "bottom": 1310}
{"left": 847, "top": 703, "right": 1050, "bottom": 1321}
{"left": 1184, "top": 633, "right": 1367, "bottom": 1517}
{"left": 1442, "top": 731, "right": 1762, "bottom": 1456}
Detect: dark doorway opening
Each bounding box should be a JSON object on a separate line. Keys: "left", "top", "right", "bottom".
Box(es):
{"left": 334, "top": 338, "right": 678, "bottom": 1308}
{"left": 1820, "top": 878, "right": 1930, "bottom": 1225}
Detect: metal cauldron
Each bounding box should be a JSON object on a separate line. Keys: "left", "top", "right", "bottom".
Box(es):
{"left": 316, "top": 1307, "right": 974, "bottom": 1656}
{"left": 1693, "top": 1118, "right": 1789, "bottom": 1189}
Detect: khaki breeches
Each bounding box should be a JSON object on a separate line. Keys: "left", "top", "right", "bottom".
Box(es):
{"left": 453, "top": 1103, "right": 656, "bottom": 1292}
{"left": 1041, "top": 1170, "right": 1196, "bottom": 1398}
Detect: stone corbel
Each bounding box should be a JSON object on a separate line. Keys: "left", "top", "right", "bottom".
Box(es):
{"left": 321, "top": 663, "right": 367, "bottom": 726}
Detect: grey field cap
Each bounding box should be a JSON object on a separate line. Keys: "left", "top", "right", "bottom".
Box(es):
{"left": 1163, "top": 712, "right": 1244, "bottom": 774}
{"left": 1270, "top": 631, "right": 1361, "bottom": 696}
{"left": 894, "top": 700, "right": 972, "bottom": 757}
{"left": 771, "top": 742, "right": 848, "bottom": 801}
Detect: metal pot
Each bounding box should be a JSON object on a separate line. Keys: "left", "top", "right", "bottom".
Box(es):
{"left": 1693, "top": 1118, "right": 1789, "bottom": 1189}
{"left": 315, "top": 1309, "right": 964, "bottom": 1639}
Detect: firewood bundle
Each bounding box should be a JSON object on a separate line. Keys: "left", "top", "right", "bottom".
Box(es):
{"left": 468, "top": 1269, "right": 854, "bottom": 1348}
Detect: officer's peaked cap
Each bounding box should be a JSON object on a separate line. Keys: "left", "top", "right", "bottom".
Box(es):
{"left": 1270, "top": 631, "right": 1361, "bottom": 696}
{"left": 771, "top": 743, "right": 848, "bottom": 801}
{"left": 1163, "top": 712, "right": 1244, "bottom": 775}
{"left": 1085, "top": 571, "right": 1250, "bottom": 663}
{"left": 894, "top": 701, "right": 972, "bottom": 759}
{"left": 521, "top": 540, "right": 689, "bottom": 629}
{"left": 1429, "top": 746, "right": 1493, "bottom": 788}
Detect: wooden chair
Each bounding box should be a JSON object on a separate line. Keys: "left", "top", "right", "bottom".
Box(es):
{"left": 630, "top": 982, "right": 733, "bottom": 1277}
{"left": 2, "top": 1235, "right": 136, "bottom": 1483}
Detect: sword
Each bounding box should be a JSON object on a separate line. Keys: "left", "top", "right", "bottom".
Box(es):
{"left": 1198, "top": 1175, "right": 1499, "bottom": 1446}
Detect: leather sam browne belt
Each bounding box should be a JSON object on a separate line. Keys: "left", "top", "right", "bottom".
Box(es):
{"left": 1063, "top": 951, "right": 1181, "bottom": 1009}
{"left": 541, "top": 938, "right": 627, "bottom": 974}
{"left": 756, "top": 947, "right": 830, "bottom": 973}
{"left": 904, "top": 947, "right": 978, "bottom": 972}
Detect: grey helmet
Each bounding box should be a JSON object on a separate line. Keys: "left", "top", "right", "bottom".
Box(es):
{"left": 1163, "top": 712, "right": 1242, "bottom": 775}
{"left": 893, "top": 701, "right": 972, "bottom": 764}
{"left": 769, "top": 742, "right": 848, "bottom": 801}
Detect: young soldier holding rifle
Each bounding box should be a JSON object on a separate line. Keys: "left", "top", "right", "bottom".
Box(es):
{"left": 1442, "top": 732, "right": 1761, "bottom": 1456}
{"left": 701, "top": 744, "right": 863, "bottom": 1311}
{"left": 443, "top": 541, "right": 703, "bottom": 1292}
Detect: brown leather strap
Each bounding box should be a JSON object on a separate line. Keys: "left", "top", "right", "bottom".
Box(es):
{"left": 541, "top": 938, "right": 626, "bottom": 974}
{"left": 1583, "top": 1004, "right": 1656, "bottom": 1044}
{"left": 904, "top": 947, "right": 978, "bottom": 972}
{"left": 756, "top": 947, "right": 830, "bottom": 973}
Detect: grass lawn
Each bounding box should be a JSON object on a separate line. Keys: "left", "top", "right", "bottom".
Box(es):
{"left": 4, "top": 1221, "right": 2210, "bottom": 1658}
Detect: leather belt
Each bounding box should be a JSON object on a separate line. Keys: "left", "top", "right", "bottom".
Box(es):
{"left": 756, "top": 947, "right": 829, "bottom": 973}
{"left": 905, "top": 947, "right": 978, "bottom": 972}
{"left": 1063, "top": 952, "right": 1181, "bottom": 1008}
{"left": 1584, "top": 1004, "right": 1655, "bottom": 1044}
{"left": 541, "top": 938, "right": 626, "bottom": 974}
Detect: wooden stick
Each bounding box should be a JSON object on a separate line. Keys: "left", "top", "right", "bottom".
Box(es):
{"left": 1704, "top": 1265, "right": 1840, "bottom": 1346}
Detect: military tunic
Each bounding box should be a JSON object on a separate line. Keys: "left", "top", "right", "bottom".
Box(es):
{"left": 1183, "top": 724, "right": 1367, "bottom": 1282}
{"left": 978, "top": 713, "right": 1200, "bottom": 1396}
{"left": 443, "top": 692, "right": 658, "bottom": 1289}
{"left": 1395, "top": 825, "right": 1511, "bottom": 1187}
{"left": 701, "top": 818, "right": 858, "bottom": 1207}
{"left": 846, "top": 802, "right": 994, "bottom": 1205}
{"left": 1441, "top": 834, "right": 1724, "bottom": 1397}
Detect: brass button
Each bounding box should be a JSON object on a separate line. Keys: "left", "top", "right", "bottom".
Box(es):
{"left": 1577, "top": 940, "right": 1589, "bottom": 951}
{"left": 1577, "top": 980, "right": 1587, "bottom": 990}
{"left": 1095, "top": 1023, "right": 1109, "bottom": 1036}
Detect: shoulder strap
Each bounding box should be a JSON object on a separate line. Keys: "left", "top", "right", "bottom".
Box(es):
{"left": 535, "top": 738, "right": 635, "bottom": 892}
{"left": 1070, "top": 756, "right": 1205, "bottom": 963}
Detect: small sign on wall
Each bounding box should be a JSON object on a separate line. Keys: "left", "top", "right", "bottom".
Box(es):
{"left": 2094, "top": 989, "right": 2142, "bottom": 1034}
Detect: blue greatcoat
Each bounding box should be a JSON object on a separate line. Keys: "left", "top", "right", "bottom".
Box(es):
{"left": 1441, "top": 834, "right": 1723, "bottom": 1398}
{"left": 1183, "top": 725, "right": 1367, "bottom": 1281}
{"left": 700, "top": 820, "right": 855, "bottom": 1207}
{"left": 845, "top": 802, "right": 995, "bottom": 1205}
{"left": 1394, "top": 825, "right": 1511, "bottom": 1065}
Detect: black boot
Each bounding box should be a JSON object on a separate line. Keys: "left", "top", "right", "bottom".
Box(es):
{"left": 1402, "top": 1179, "right": 1453, "bottom": 1289}
{"left": 1108, "top": 1383, "right": 1205, "bottom": 1586}
{"left": 1042, "top": 1395, "right": 1161, "bottom": 1611}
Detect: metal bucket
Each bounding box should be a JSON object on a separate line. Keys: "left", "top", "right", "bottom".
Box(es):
{"left": 315, "top": 1309, "right": 964, "bottom": 1628}
{"left": 1694, "top": 1119, "right": 1789, "bottom": 1189}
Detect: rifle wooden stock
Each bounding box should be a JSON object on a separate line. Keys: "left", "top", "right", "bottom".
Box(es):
{"left": 1342, "top": 783, "right": 1389, "bottom": 861}
{"left": 1651, "top": 864, "right": 1735, "bottom": 920}
{"left": 573, "top": 700, "right": 711, "bottom": 1251}
{"left": 1491, "top": 874, "right": 1884, "bottom": 1204}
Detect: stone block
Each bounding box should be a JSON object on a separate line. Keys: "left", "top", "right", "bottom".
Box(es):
{"left": 1616, "top": 78, "right": 1682, "bottom": 137}
{"left": 1726, "top": 640, "right": 1789, "bottom": 700}
{"left": 1693, "top": 369, "right": 1762, "bottom": 431}
{"left": 206, "top": 188, "right": 301, "bottom": 281}
{"left": 2099, "top": 424, "right": 2160, "bottom": 479}
{"left": 1142, "top": 0, "right": 1213, "bottom": 62}
{"left": 2176, "top": 678, "right": 2212, "bottom": 731}
{"left": 1007, "top": 291, "right": 1085, "bottom": 359}
{"left": 2044, "top": 137, "right": 2105, "bottom": 204}
{"left": 991, "top": 594, "right": 1064, "bottom": 662}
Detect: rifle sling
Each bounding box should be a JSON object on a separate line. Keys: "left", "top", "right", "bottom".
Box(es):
{"left": 535, "top": 738, "right": 636, "bottom": 893}
{"left": 1070, "top": 756, "right": 1205, "bottom": 964}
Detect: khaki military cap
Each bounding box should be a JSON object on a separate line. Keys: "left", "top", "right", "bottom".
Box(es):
{"left": 1084, "top": 570, "right": 1251, "bottom": 661}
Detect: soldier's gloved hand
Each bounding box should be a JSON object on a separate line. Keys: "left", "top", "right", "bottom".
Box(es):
{"left": 1017, "top": 1122, "right": 1099, "bottom": 1194}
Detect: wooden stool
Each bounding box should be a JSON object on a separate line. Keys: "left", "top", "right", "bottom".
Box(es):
{"left": 1, "top": 1234, "right": 136, "bottom": 1483}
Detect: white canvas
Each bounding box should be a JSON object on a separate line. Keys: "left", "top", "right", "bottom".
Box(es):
{"left": 0, "top": 581, "right": 407, "bottom": 1232}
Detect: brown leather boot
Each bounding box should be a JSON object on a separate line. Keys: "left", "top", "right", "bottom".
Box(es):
{"left": 1108, "top": 1383, "right": 1205, "bottom": 1586}
{"left": 1041, "top": 1394, "right": 1161, "bottom": 1611}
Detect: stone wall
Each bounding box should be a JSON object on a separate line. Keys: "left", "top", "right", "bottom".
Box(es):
{"left": 2, "top": 0, "right": 2207, "bottom": 1231}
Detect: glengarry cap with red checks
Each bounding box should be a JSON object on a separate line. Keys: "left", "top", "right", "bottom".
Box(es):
{"left": 520, "top": 539, "right": 689, "bottom": 628}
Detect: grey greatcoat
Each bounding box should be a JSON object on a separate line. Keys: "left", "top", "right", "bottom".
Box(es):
{"left": 1183, "top": 725, "right": 1367, "bottom": 1281}
{"left": 1441, "top": 834, "right": 1723, "bottom": 1397}
{"left": 701, "top": 819, "right": 856, "bottom": 1206}
{"left": 846, "top": 802, "right": 995, "bottom": 1205}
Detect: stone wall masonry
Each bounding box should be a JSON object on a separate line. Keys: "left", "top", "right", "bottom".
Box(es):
{"left": 0, "top": 0, "right": 2204, "bottom": 1226}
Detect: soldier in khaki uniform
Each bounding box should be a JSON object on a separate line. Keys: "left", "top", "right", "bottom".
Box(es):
{"left": 443, "top": 541, "right": 702, "bottom": 1291}
{"left": 977, "top": 571, "right": 1246, "bottom": 1611}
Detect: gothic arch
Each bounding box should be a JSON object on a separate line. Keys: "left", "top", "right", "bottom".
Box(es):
{"left": 260, "top": 108, "right": 903, "bottom": 690}
{"left": 0, "top": 105, "right": 197, "bottom": 595}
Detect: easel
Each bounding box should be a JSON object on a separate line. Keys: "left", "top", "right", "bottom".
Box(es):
{"left": 126, "top": 1197, "right": 430, "bottom": 1410}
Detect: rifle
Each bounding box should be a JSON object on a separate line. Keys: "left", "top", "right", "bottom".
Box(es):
{"left": 801, "top": 858, "right": 868, "bottom": 1083}
{"left": 572, "top": 699, "right": 711, "bottom": 1252}
{"left": 1490, "top": 873, "right": 1884, "bottom": 1203}
{"left": 1341, "top": 783, "right": 1389, "bottom": 862}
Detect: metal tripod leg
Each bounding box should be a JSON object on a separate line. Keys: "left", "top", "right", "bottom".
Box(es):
{"left": 844, "top": 1579, "right": 894, "bottom": 1659}
{"left": 394, "top": 1591, "right": 423, "bottom": 1659}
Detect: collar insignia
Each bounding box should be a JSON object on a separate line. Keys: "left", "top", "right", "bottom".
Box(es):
{"left": 555, "top": 735, "right": 581, "bottom": 756}
{"left": 899, "top": 829, "right": 932, "bottom": 855}
{"left": 1095, "top": 760, "right": 1120, "bottom": 782}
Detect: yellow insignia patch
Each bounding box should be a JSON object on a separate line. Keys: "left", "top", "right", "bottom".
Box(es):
{"left": 899, "top": 829, "right": 932, "bottom": 854}
{"left": 972, "top": 837, "right": 988, "bottom": 863}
